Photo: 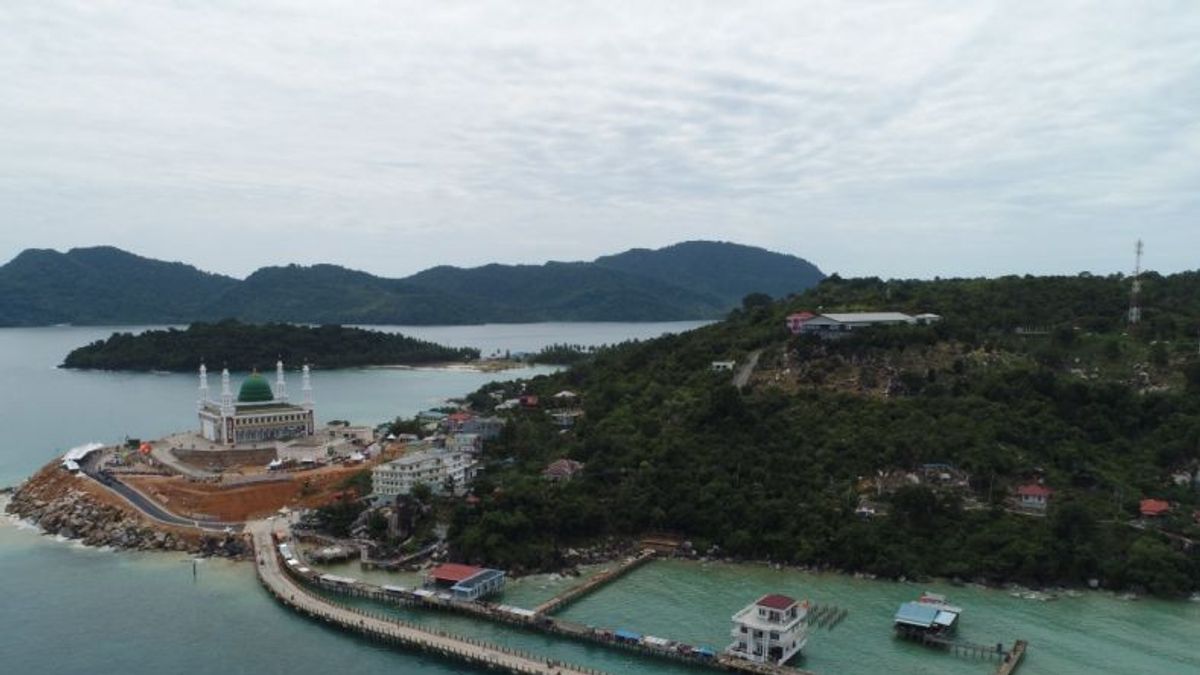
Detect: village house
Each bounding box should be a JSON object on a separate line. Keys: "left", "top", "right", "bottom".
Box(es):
{"left": 457, "top": 415, "right": 505, "bottom": 440}
{"left": 1014, "top": 483, "right": 1054, "bottom": 512}
{"left": 543, "top": 458, "right": 585, "bottom": 482}
{"left": 726, "top": 594, "right": 809, "bottom": 665}
{"left": 551, "top": 410, "right": 584, "bottom": 428}
{"left": 711, "top": 360, "right": 736, "bottom": 372}
{"left": 426, "top": 563, "right": 506, "bottom": 602}
{"left": 445, "top": 433, "right": 481, "bottom": 455}
{"left": 1139, "top": 498, "right": 1171, "bottom": 519}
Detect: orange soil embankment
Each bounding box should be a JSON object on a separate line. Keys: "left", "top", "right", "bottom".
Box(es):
{"left": 124, "top": 465, "right": 368, "bottom": 522}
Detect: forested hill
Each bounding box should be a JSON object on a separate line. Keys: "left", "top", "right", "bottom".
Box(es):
{"left": 449, "top": 272, "right": 1200, "bottom": 596}
{"left": 0, "top": 246, "right": 236, "bottom": 325}
{"left": 593, "top": 240, "right": 825, "bottom": 308}
{"left": 60, "top": 321, "right": 480, "bottom": 371}
{"left": 0, "top": 241, "right": 824, "bottom": 326}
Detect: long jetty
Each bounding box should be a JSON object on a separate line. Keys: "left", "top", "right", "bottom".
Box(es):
{"left": 249, "top": 521, "right": 603, "bottom": 675}
{"left": 272, "top": 528, "right": 817, "bottom": 675}
{"left": 533, "top": 548, "right": 656, "bottom": 615}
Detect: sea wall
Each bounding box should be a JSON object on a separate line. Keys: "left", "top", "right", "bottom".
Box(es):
{"left": 4, "top": 464, "right": 246, "bottom": 558}
{"left": 172, "top": 446, "right": 277, "bottom": 469}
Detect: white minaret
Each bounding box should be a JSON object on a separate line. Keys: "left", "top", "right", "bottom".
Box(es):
{"left": 275, "top": 358, "right": 288, "bottom": 402}
{"left": 301, "top": 363, "right": 313, "bottom": 409}
{"left": 220, "top": 367, "right": 234, "bottom": 414}
{"left": 198, "top": 362, "right": 209, "bottom": 411}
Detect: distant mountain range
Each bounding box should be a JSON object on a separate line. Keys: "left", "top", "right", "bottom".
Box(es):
{"left": 0, "top": 241, "right": 824, "bottom": 326}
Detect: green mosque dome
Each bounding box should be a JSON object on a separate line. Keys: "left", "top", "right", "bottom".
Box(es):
{"left": 237, "top": 372, "right": 274, "bottom": 403}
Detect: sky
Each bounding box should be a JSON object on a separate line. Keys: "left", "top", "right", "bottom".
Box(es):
{"left": 1, "top": 1, "right": 1198, "bottom": 280}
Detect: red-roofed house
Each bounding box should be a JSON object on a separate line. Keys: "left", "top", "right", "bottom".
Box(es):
{"left": 1139, "top": 499, "right": 1171, "bottom": 518}
{"left": 427, "top": 563, "right": 484, "bottom": 585}
{"left": 757, "top": 594, "right": 798, "bottom": 610}
{"left": 1015, "top": 483, "right": 1054, "bottom": 512}
{"left": 728, "top": 593, "right": 810, "bottom": 665}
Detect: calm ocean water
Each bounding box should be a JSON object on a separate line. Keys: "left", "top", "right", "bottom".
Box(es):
{"left": 1, "top": 323, "right": 1196, "bottom": 674}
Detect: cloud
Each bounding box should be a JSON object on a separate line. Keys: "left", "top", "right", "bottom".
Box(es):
{"left": 0, "top": 0, "right": 1197, "bottom": 279}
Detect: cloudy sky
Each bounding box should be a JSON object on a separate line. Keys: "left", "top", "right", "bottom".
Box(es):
{"left": 1, "top": 1, "right": 1197, "bottom": 279}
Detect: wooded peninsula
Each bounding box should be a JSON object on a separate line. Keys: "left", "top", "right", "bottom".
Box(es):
{"left": 61, "top": 320, "right": 481, "bottom": 371}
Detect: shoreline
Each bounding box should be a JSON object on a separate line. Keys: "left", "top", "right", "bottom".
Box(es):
{"left": 5, "top": 482, "right": 1193, "bottom": 607}
{"left": 56, "top": 358, "right": 543, "bottom": 375}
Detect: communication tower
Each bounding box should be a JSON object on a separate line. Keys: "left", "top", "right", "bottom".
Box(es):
{"left": 1128, "top": 239, "right": 1143, "bottom": 325}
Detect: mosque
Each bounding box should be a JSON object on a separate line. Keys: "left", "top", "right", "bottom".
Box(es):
{"left": 196, "top": 360, "right": 315, "bottom": 446}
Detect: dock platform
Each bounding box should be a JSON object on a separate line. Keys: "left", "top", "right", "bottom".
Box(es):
{"left": 995, "top": 640, "right": 1027, "bottom": 674}
{"left": 533, "top": 548, "right": 656, "bottom": 615}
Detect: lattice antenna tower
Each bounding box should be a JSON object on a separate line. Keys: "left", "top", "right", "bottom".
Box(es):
{"left": 1128, "top": 239, "right": 1143, "bottom": 325}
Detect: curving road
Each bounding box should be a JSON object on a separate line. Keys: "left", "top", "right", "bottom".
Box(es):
{"left": 84, "top": 467, "right": 241, "bottom": 532}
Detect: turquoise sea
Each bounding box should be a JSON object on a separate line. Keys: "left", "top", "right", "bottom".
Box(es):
{"left": 1, "top": 323, "right": 1197, "bottom": 674}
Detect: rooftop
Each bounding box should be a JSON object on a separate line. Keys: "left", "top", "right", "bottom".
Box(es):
{"left": 1016, "top": 483, "right": 1054, "bottom": 497}
{"left": 238, "top": 372, "right": 274, "bottom": 403}
{"left": 894, "top": 601, "right": 940, "bottom": 628}
{"left": 452, "top": 568, "right": 505, "bottom": 590}
{"left": 429, "top": 563, "right": 484, "bottom": 583}
{"left": 1140, "top": 498, "right": 1171, "bottom": 516}
{"left": 756, "top": 593, "right": 798, "bottom": 610}
{"left": 819, "top": 312, "right": 915, "bottom": 323}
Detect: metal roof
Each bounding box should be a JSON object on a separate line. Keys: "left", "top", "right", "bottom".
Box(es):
{"left": 894, "top": 601, "right": 940, "bottom": 628}
{"left": 452, "top": 568, "right": 505, "bottom": 590}
{"left": 429, "top": 563, "right": 485, "bottom": 583}
{"left": 819, "top": 312, "right": 915, "bottom": 323}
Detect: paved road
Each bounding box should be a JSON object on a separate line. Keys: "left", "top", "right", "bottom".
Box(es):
{"left": 733, "top": 349, "right": 762, "bottom": 390}
{"left": 249, "top": 521, "right": 602, "bottom": 675}
{"left": 85, "top": 468, "right": 241, "bottom": 532}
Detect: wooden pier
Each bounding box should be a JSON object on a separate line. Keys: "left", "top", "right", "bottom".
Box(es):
{"left": 898, "top": 628, "right": 1027, "bottom": 671}
{"left": 995, "top": 640, "right": 1027, "bottom": 675}
{"left": 533, "top": 548, "right": 656, "bottom": 615}
{"left": 249, "top": 521, "right": 603, "bottom": 675}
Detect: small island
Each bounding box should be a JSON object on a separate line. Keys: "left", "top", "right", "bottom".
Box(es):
{"left": 61, "top": 320, "right": 481, "bottom": 371}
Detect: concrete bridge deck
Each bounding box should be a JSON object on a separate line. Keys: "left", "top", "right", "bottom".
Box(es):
{"left": 248, "top": 520, "right": 604, "bottom": 675}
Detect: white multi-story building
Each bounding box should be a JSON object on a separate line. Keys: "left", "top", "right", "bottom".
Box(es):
{"left": 727, "top": 594, "right": 809, "bottom": 666}
{"left": 372, "top": 449, "right": 477, "bottom": 498}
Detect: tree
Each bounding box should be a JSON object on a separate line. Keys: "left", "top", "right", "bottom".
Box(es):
{"left": 411, "top": 482, "right": 433, "bottom": 504}
{"left": 742, "top": 292, "right": 773, "bottom": 310}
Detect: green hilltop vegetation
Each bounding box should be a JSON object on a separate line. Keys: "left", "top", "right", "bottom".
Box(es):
{"left": 0, "top": 241, "right": 824, "bottom": 326}
{"left": 60, "top": 320, "right": 480, "bottom": 371}
{"left": 448, "top": 272, "right": 1200, "bottom": 596}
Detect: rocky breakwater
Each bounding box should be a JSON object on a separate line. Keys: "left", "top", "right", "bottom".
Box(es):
{"left": 4, "top": 463, "right": 246, "bottom": 558}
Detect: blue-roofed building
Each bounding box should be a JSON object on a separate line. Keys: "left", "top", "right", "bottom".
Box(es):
{"left": 448, "top": 567, "right": 506, "bottom": 601}
{"left": 894, "top": 593, "right": 961, "bottom": 635}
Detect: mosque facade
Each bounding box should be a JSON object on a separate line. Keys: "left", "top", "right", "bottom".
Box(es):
{"left": 196, "top": 360, "right": 315, "bottom": 446}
